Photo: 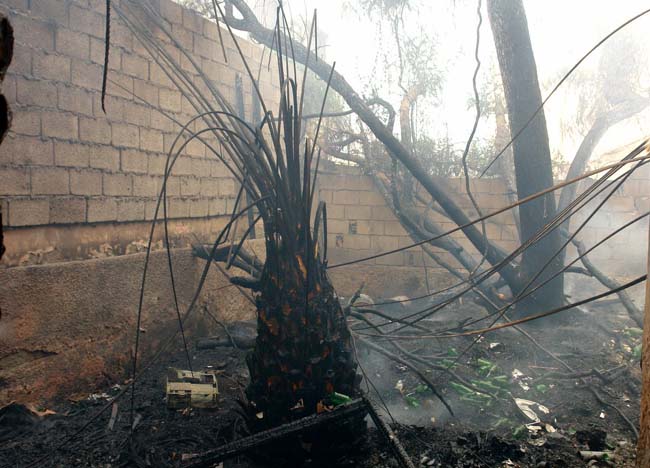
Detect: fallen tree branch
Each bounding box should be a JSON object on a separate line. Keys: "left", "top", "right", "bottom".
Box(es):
{"left": 572, "top": 238, "right": 643, "bottom": 328}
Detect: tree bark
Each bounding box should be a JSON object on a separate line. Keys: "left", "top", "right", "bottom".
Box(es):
{"left": 487, "top": 0, "right": 564, "bottom": 314}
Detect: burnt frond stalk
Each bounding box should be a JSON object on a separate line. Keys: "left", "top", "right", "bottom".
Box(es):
{"left": 111, "top": 0, "right": 363, "bottom": 450}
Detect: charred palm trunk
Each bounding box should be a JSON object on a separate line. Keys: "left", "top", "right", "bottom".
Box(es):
{"left": 246, "top": 233, "right": 361, "bottom": 429}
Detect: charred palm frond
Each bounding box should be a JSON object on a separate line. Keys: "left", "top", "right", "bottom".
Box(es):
{"left": 113, "top": 1, "right": 362, "bottom": 434}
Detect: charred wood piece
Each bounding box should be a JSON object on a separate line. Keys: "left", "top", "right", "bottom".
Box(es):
{"left": 182, "top": 398, "right": 367, "bottom": 467}
{"left": 229, "top": 276, "right": 261, "bottom": 291}
{"left": 192, "top": 244, "right": 262, "bottom": 278}
{"left": 364, "top": 397, "right": 416, "bottom": 468}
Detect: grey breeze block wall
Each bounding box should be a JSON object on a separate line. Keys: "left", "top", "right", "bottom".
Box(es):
{"left": 0, "top": 0, "right": 280, "bottom": 228}
{"left": 319, "top": 166, "right": 650, "bottom": 281}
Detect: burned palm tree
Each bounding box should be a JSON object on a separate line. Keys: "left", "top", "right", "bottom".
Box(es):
{"left": 111, "top": 1, "right": 363, "bottom": 449}
{"left": 236, "top": 47, "right": 363, "bottom": 437}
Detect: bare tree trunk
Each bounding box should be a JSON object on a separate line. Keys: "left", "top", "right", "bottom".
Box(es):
{"left": 487, "top": 0, "right": 564, "bottom": 315}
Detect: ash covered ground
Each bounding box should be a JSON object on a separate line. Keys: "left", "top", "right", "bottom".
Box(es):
{"left": 0, "top": 299, "right": 642, "bottom": 468}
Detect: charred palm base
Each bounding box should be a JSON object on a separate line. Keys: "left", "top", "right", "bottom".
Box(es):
{"left": 244, "top": 278, "right": 366, "bottom": 460}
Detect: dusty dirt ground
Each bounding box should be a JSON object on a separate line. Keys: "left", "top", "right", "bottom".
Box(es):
{"left": 0, "top": 299, "right": 642, "bottom": 467}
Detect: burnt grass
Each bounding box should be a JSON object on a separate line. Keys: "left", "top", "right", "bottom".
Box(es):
{"left": 0, "top": 300, "right": 642, "bottom": 467}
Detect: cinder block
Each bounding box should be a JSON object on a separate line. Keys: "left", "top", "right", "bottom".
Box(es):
{"left": 371, "top": 206, "right": 396, "bottom": 221}
{"left": 93, "top": 94, "right": 124, "bottom": 120}
{"left": 8, "top": 198, "right": 49, "bottom": 226}
{"left": 160, "top": 0, "right": 183, "bottom": 24}
{"left": 327, "top": 220, "right": 348, "bottom": 234}
{"left": 358, "top": 190, "right": 385, "bottom": 206}
{"left": 54, "top": 141, "right": 89, "bottom": 167}
{"left": 180, "top": 176, "right": 200, "bottom": 196}
{"left": 132, "top": 175, "right": 159, "bottom": 197}
{"left": 332, "top": 190, "right": 359, "bottom": 205}
{"left": 164, "top": 176, "right": 181, "bottom": 196}
{"left": 326, "top": 204, "right": 344, "bottom": 220}
{"left": 31, "top": 167, "right": 69, "bottom": 195}
{"left": 185, "top": 137, "right": 205, "bottom": 157}
{"left": 133, "top": 79, "right": 159, "bottom": 106}
{"left": 70, "top": 169, "right": 102, "bottom": 196}
{"left": 343, "top": 235, "right": 372, "bottom": 250}
{"left": 89, "top": 145, "right": 120, "bottom": 171}
{"left": 71, "top": 59, "right": 102, "bottom": 90}
{"left": 191, "top": 158, "right": 211, "bottom": 178}
{"left": 103, "top": 173, "right": 132, "bottom": 196}
{"left": 87, "top": 197, "right": 117, "bottom": 222}
{"left": 140, "top": 128, "right": 164, "bottom": 153}
{"left": 150, "top": 110, "right": 175, "bottom": 132}
{"left": 168, "top": 24, "right": 191, "bottom": 52}
{"left": 79, "top": 117, "right": 111, "bottom": 144}
{"left": 112, "top": 123, "right": 139, "bottom": 148}
{"left": 209, "top": 159, "right": 229, "bottom": 178}
{"left": 11, "top": 110, "right": 41, "bottom": 136}
{"left": 182, "top": 6, "right": 203, "bottom": 31}
{"left": 199, "top": 177, "right": 219, "bottom": 197}
{"left": 148, "top": 153, "right": 169, "bottom": 176}
{"left": 12, "top": 15, "right": 55, "bottom": 51}
{"left": 0, "top": 166, "right": 30, "bottom": 195}
{"left": 69, "top": 5, "right": 104, "bottom": 38}
{"left": 108, "top": 19, "right": 133, "bottom": 50}
{"left": 58, "top": 84, "right": 93, "bottom": 116}
{"left": 384, "top": 221, "right": 407, "bottom": 236}
{"left": 371, "top": 235, "right": 399, "bottom": 252}
{"left": 42, "top": 111, "right": 78, "bottom": 139}
{"left": 168, "top": 198, "right": 190, "bottom": 218}
{"left": 172, "top": 156, "right": 193, "bottom": 176}
{"left": 159, "top": 88, "right": 181, "bottom": 111}
{"left": 194, "top": 35, "right": 218, "bottom": 60}
{"left": 124, "top": 101, "right": 150, "bottom": 127}
{"left": 105, "top": 71, "right": 134, "bottom": 100}
{"left": 117, "top": 198, "right": 144, "bottom": 222}
{"left": 190, "top": 198, "right": 209, "bottom": 217}
{"left": 90, "top": 36, "right": 122, "bottom": 69}
{"left": 56, "top": 29, "right": 90, "bottom": 60}
{"left": 121, "top": 52, "right": 150, "bottom": 80}
{"left": 33, "top": 51, "right": 71, "bottom": 81}
{"left": 344, "top": 205, "right": 371, "bottom": 220}
{"left": 209, "top": 197, "right": 227, "bottom": 216}
{"left": 49, "top": 197, "right": 86, "bottom": 224}
{"left": 0, "top": 135, "right": 53, "bottom": 166}
{"left": 121, "top": 148, "right": 148, "bottom": 174}
{"left": 150, "top": 62, "right": 175, "bottom": 88}
{"left": 16, "top": 77, "right": 57, "bottom": 107}
{"left": 29, "top": 0, "right": 69, "bottom": 25}
{"left": 218, "top": 177, "right": 236, "bottom": 197}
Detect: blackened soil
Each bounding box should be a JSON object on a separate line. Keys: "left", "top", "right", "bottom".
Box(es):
{"left": 0, "top": 301, "right": 641, "bottom": 467}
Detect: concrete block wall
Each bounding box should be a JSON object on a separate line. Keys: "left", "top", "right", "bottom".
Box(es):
{"left": 0, "top": 0, "right": 279, "bottom": 228}
{"left": 320, "top": 166, "right": 649, "bottom": 282}
{"left": 318, "top": 168, "right": 519, "bottom": 273}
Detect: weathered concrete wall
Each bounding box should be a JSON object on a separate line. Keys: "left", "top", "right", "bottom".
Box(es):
{"left": 0, "top": 248, "right": 257, "bottom": 405}
{"left": 0, "top": 0, "right": 278, "bottom": 236}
